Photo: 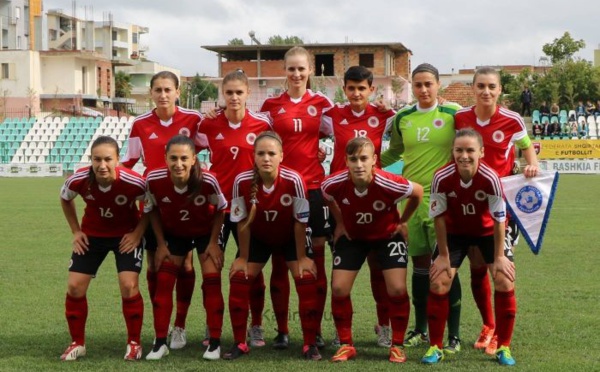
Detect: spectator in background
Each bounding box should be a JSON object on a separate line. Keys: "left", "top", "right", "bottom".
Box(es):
{"left": 531, "top": 121, "right": 543, "bottom": 137}
{"left": 539, "top": 101, "right": 550, "bottom": 119}
{"left": 594, "top": 100, "right": 600, "bottom": 119}
{"left": 585, "top": 100, "right": 595, "bottom": 116}
{"left": 520, "top": 86, "right": 532, "bottom": 117}
{"left": 550, "top": 102, "right": 560, "bottom": 118}
{"left": 548, "top": 120, "right": 561, "bottom": 137}
{"left": 575, "top": 101, "right": 586, "bottom": 117}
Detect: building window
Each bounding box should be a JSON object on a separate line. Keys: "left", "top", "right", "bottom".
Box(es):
{"left": 17, "top": 36, "right": 21, "bottom": 49}
{"left": 359, "top": 53, "right": 374, "bottom": 68}
{"left": 82, "top": 66, "right": 87, "bottom": 94}
{"left": 132, "top": 32, "right": 138, "bottom": 44}
{"left": 315, "top": 54, "right": 334, "bottom": 76}
{"left": 1, "top": 63, "right": 9, "bottom": 79}
{"left": 14, "top": 6, "right": 21, "bottom": 20}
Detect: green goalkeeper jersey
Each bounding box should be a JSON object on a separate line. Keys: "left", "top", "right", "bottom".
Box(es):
{"left": 381, "top": 102, "right": 460, "bottom": 193}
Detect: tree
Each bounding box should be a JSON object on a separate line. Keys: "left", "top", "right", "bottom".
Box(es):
{"left": 267, "top": 35, "right": 304, "bottom": 45}
{"left": 334, "top": 86, "right": 346, "bottom": 104}
{"left": 542, "top": 32, "right": 586, "bottom": 64}
{"left": 114, "top": 71, "right": 132, "bottom": 98}
{"left": 181, "top": 74, "right": 218, "bottom": 109}
{"left": 228, "top": 38, "right": 244, "bottom": 46}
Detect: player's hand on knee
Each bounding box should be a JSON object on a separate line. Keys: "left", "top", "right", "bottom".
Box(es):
{"left": 492, "top": 256, "right": 515, "bottom": 282}
{"left": 72, "top": 231, "right": 89, "bottom": 255}
{"left": 118, "top": 232, "right": 140, "bottom": 254}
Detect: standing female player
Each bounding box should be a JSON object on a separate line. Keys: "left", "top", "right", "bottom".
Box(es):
{"left": 60, "top": 136, "right": 147, "bottom": 361}
{"left": 423, "top": 128, "right": 517, "bottom": 366}
{"left": 196, "top": 69, "right": 272, "bottom": 347}
{"left": 144, "top": 135, "right": 226, "bottom": 360}
{"left": 322, "top": 137, "right": 423, "bottom": 363}
{"left": 224, "top": 131, "right": 321, "bottom": 361}
{"left": 121, "top": 71, "right": 203, "bottom": 349}
{"left": 380, "top": 63, "right": 464, "bottom": 352}
{"left": 454, "top": 67, "right": 539, "bottom": 355}
{"left": 260, "top": 46, "right": 334, "bottom": 348}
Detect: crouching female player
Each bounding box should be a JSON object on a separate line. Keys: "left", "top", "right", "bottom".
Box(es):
{"left": 321, "top": 137, "right": 423, "bottom": 363}
{"left": 144, "top": 135, "right": 226, "bottom": 361}
{"left": 60, "top": 136, "right": 147, "bottom": 361}
{"left": 225, "top": 131, "right": 321, "bottom": 361}
{"left": 422, "top": 128, "right": 517, "bottom": 366}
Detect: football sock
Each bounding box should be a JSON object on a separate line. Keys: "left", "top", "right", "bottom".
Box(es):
{"left": 250, "top": 270, "right": 266, "bottom": 327}
{"left": 447, "top": 273, "right": 462, "bottom": 339}
{"left": 154, "top": 261, "right": 178, "bottom": 338}
{"left": 294, "top": 274, "right": 318, "bottom": 345}
{"left": 65, "top": 293, "right": 87, "bottom": 345}
{"left": 369, "top": 262, "right": 390, "bottom": 327}
{"left": 412, "top": 267, "right": 430, "bottom": 333}
{"left": 427, "top": 291, "right": 449, "bottom": 349}
{"left": 202, "top": 273, "right": 224, "bottom": 340}
{"left": 495, "top": 289, "right": 516, "bottom": 347}
{"left": 312, "top": 244, "right": 327, "bottom": 333}
{"left": 146, "top": 270, "right": 157, "bottom": 303}
{"left": 229, "top": 271, "right": 253, "bottom": 344}
{"left": 122, "top": 292, "right": 143, "bottom": 344}
{"left": 388, "top": 293, "right": 410, "bottom": 346}
{"left": 331, "top": 295, "right": 353, "bottom": 345}
{"left": 174, "top": 267, "right": 195, "bottom": 329}
{"left": 270, "top": 251, "right": 290, "bottom": 333}
{"left": 471, "top": 266, "right": 495, "bottom": 328}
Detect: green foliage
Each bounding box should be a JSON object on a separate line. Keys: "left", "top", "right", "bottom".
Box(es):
{"left": 181, "top": 74, "right": 218, "bottom": 109}
{"left": 114, "top": 71, "right": 132, "bottom": 98}
{"left": 0, "top": 174, "right": 598, "bottom": 371}
{"left": 267, "top": 35, "right": 304, "bottom": 45}
{"left": 228, "top": 38, "right": 244, "bottom": 46}
{"left": 533, "top": 60, "right": 600, "bottom": 109}
{"left": 542, "top": 31, "right": 586, "bottom": 64}
{"left": 333, "top": 86, "right": 346, "bottom": 104}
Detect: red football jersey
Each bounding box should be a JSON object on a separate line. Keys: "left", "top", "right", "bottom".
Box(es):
{"left": 430, "top": 161, "right": 506, "bottom": 237}
{"left": 261, "top": 90, "right": 333, "bottom": 189}
{"left": 321, "top": 168, "right": 414, "bottom": 241}
{"left": 196, "top": 109, "right": 271, "bottom": 203}
{"left": 60, "top": 167, "right": 146, "bottom": 237}
{"left": 455, "top": 106, "right": 527, "bottom": 177}
{"left": 121, "top": 107, "right": 203, "bottom": 175}
{"left": 230, "top": 166, "right": 309, "bottom": 247}
{"left": 145, "top": 168, "right": 227, "bottom": 238}
{"left": 321, "top": 103, "right": 395, "bottom": 174}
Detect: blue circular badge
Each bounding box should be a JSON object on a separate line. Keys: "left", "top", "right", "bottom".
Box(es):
{"left": 515, "top": 185, "right": 543, "bottom": 213}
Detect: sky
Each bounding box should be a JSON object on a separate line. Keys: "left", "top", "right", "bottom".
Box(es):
{"left": 45, "top": 0, "right": 599, "bottom": 77}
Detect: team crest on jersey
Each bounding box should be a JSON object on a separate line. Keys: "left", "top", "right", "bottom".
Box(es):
{"left": 333, "top": 256, "right": 342, "bottom": 266}
{"left": 233, "top": 206, "right": 241, "bottom": 217}
{"left": 430, "top": 200, "right": 437, "bottom": 212}
{"left": 68, "top": 259, "right": 73, "bottom": 269}
{"left": 179, "top": 128, "right": 191, "bottom": 137}
{"left": 492, "top": 130, "right": 505, "bottom": 143}
{"left": 115, "top": 195, "right": 128, "bottom": 205}
{"left": 475, "top": 190, "right": 487, "bottom": 201}
{"left": 246, "top": 133, "right": 257, "bottom": 145}
{"left": 194, "top": 195, "right": 207, "bottom": 206}
{"left": 307, "top": 105, "right": 318, "bottom": 117}
{"left": 373, "top": 200, "right": 386, "bottom": 211}
{"left": 433, "top": 118, "right": 445, "bottom": 128}
{"left": 368, "top": 116, "right": 379, "bottom": 128}
{"left": 280, "top": 194, "right": 293, "bottom": 207}
{"left": 405, "top": 121, "right": 412, "bottom": 128}
{"left": 515, "top": 185, "right": 543, "bottom": 213}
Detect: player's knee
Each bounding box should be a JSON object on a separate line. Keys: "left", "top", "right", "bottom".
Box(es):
{"left": 493, "top": 274, "right": 514, "bottom": 292}
{"left": 67, "top": 281, "right": 86, "bottom": 298}
{"left": 119, "top": 279, "right": 139, "bottom": 298}
{"left": 386, "top": 283, "right": 407, "bottom": 297}
{"left": 429, "top": 277, "right": 451, "bottom": 295}
{"left": 331, "top": 281, "right": 350, "bottom": 297}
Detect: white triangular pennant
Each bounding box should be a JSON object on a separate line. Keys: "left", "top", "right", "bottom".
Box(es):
{"left": 500, "top": 171, "right": 559, "bottom": 255}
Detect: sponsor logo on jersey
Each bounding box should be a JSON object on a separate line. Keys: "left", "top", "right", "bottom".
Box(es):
{"left": 494, "top": 211, "right": 506, "bottom": 218}
{"left": 368, "top": 116, "right": 379, "bottom": 128}
{"left": 161, "top": 196, "right": 171, "bottom": 203}
{"left": 492, "top": 130, "right": 505, "bottom": 143}
{"left": 278, "top": 107, "right": 286, "bottom": 114}
{"left": 246, "top": 133, "right": 257, "bottom": 145}
{"left": 430, "top": 200, "right": 437, "bottom": 211}
{"left": 333, "top": 256, "right": 341, "bottom": 266}
{"left": 179, "top": 128, "right": 191, "bottom": 137}
{"left": 115, "top": 195, "right": 128, "bottom": 205}
{"left": 433, "top": 118, "right": 445, "bottom": 128}
{"left": 342, "top": 198, "right": 350, "bottom": 205}
{"left": 405, "top": 121, "right": 412, "bottom": 128}
{"left": 194, "top": 195, "right": 207, "bottom": 206}
{"left": 340, "top": 119, "right": 349, "bottom": 125}
{"left": 149, "top": 133, "right": 159, "bottom": 139}
{"left": 398, "top": 256, "right": 406, "bottom": 263}
{"left": 216, "top": 133, "right": 225, "bottom": 140}
{"left": 373, "top": 200, "right": 386, "bottom": 211}
{"left": 515, "top": 185, "right": 543, "bottom": 213}
{"left": 135, "top": 261, "right": 142, "bottom": 267}
{"left": 475, "top": 190, "right": 487, "bottom": 201}
{"left": 85, "top": 194, "right": 95, "bottom": 200}
{"left": 307, "top": 105, "right": 318, "bottom": 117}
{"left": 448, "top": 191, "right": 457, "bottom": 198}
{"left": 233, "top": 206, "right": 241, "bottom": 217}
{"left": 280, "top": 194, "right": 293, "bottom": 206}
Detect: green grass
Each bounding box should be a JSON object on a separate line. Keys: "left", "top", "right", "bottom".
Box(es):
{"left": 0, "top": 175, "right": 598, "bottom": 371}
